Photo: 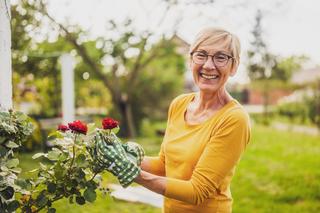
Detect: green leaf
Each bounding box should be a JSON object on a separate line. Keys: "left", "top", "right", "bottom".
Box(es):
{"left": 48, "top": 208, "right": 56, "bottom": 213}
{"left": 75, "top": 196, "right": 86, "bottom": 205}
{"left": 53, "top": 163, "right": 65, "bottom": 179}
{"left": 48, "top": 131, "right": 64, "bottom": 139}
{"left": 5, "top": 141, "right": 19, "bottom": 148}
{"left": 6, "top": 158, "right": 19, "bottom": 168}
{"left": 83, "top": 188, "right": 96, "bottom": 203}
{"left": 39, "top": 162, "right": 47, "bottom": 170}
{"left": 75, "top": 154, "right": 88, "bottom": 167}
{"left": 86, "top": 180, "right": 98, "bottom": 190}
{"left": 28, "top": 168, "right": 39, "bottom": 173}
{"left": 15, "top": 178, "right": 31, "bottom": 190}
{"left": 0, "top": 186, "right": 14, "bottom": 199}
{"left": 10, "top": 167, "right": 22, "bottom": 173}
{"left": 0, "top": 136, "right": 6, "bottom": 144}
{"left": 76, "top": 169, "right": 86, "bottom": 180}
{"left": 69, "top": 195, "right": 74, "bottom": 204}
{"left": 0, "top": 146, "right": 7, "bottom": 157}
{"left": 36, "top": 191, "right": 48, "bottom": 207}
{"left": 111, "top": 126, "right": 120, "bottom": 134}
{"left": 47, "top": 182, "right": 56, "bottom": 194}
{"left": 1, "top": 166, "right": 9, "bottom": 172}
{"left": 87, "top": 123, "right": 97, "bottom": 134}
{"left": 47, "top": 150, "right": 61, "bottom": 161}
{"left": 32, "top": 152, "right": 46, "bottom": 159}
{"left": 58, "top": 152, "right": 68, "bottom": 161}
{"left": 7, "top": 200, "right": 20, "bottom": 212}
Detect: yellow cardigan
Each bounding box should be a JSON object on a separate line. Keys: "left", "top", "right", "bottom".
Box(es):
{"left": 147, "top": 93, "right": 251, "bottom": 213}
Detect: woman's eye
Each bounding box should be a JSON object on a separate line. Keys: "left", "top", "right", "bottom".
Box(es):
{"left": 215, "top": 54, "right": 228, "bottom": 61}
{"left": 196, "top": 53, "right": 206, "bottom": 58}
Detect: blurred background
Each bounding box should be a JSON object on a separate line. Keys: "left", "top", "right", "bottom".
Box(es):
{"left": 4, "top": 0, "right": 320, "bottom": 212}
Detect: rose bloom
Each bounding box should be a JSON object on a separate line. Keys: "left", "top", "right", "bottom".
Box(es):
{"left": 102, "top": 117, "right": 119, "bottom": 130}
{"left": 68, "top": 120, "right": 88, "bottom": 135}
{"left": 57, "top": 124, "right": 69, "bottom": 132}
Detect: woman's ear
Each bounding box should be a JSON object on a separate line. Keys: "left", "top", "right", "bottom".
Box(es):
{"left": 229, "top": 60, "right": 239, "bottom": 76}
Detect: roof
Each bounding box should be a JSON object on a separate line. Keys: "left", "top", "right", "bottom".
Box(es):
{"left": 170, "top": 34, "right": 190, "bottom": 55}
{"left": 291, "top": 66, "right": 320, "bottom": 84}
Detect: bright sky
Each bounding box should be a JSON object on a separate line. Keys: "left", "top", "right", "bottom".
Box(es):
{"left": 44, "top": 0, "right": 320, "bottom": 84}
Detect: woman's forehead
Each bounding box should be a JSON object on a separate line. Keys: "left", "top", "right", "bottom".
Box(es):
{"left": 196, "top": 43, "right": 230, "bottom": 53}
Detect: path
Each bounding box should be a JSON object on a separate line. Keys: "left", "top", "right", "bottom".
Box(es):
{"left": 109, "top": 184, "right": 163, "bottom": 208}
{"left": 272, "top": 121, "right": 319, "bottom": 136}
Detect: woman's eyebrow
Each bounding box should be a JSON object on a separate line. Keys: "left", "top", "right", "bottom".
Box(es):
{"left": 196, "top": 49, "right": 230, "bottom": 55}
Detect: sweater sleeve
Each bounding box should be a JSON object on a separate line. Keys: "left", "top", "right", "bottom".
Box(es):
{"left": 164, "top": 109, "right": 251, "bottom": 205}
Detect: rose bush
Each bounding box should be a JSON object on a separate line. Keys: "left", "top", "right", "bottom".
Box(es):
{"left": 0, "top": 109, "right": 123, "bottom": 213}
{"left": 0, "top": 109, "right": 34, "bottom": 212}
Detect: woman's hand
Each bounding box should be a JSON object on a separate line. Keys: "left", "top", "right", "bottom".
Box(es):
{"left": 89, "top": 131, "right": 141, "bottom": 187}
{"left": 122, "top": 141, "right": 145, "bottom": 166}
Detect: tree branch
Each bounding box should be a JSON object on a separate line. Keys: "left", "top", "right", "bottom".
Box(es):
{"left": 38, "top": 2, "right": 115, "bottom": 95}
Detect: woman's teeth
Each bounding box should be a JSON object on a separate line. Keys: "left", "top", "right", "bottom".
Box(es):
{"left": 200, "top": 73, "right": 219, "bottom": 80}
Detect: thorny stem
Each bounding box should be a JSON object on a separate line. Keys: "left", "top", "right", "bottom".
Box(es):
{"left": 68, "top": 133, "right": 78, "bottom": 173}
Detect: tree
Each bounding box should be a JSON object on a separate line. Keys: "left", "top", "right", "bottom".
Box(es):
{"left": 247, "top": 10, "right": 276, "bottom": 124}
{"left": 14, "top": 0, "right": 186, "bottom": 137}
{"left": 247, "top": 10, "right": 276, "bottom": 81}
{"left": 271, "top": 55, "right": 307, "bottom": 82}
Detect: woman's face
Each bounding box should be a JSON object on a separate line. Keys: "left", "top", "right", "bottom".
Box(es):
{"left": 190, "top": 42, "right": 238, "bottom": 94}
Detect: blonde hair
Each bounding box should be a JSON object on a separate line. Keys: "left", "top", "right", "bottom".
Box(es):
{"left": 189, "top": 27, "right": 241, "bottom": 66}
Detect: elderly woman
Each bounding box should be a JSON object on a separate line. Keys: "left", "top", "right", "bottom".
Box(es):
{"left": 93, "top": 27, "right": 251, "bottom": 213}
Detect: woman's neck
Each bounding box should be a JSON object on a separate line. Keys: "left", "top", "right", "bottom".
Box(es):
{"left": 194, "top": 89, "right": 232, "bottom": 112}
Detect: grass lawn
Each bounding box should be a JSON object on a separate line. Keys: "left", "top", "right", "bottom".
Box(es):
{"left": 16, "top": 124, "right": 320, "bottom": 212}
{"left": 232, "top": 125, "right": 320, "bottom": 213}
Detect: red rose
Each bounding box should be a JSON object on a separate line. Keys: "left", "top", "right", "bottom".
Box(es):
{"left": 68, "top": 120, "right": 88, "bottom": 135}
{"left": 102, "top": 117, "right": 119, "bottom": 130}
{"left": 57, "top": 124, "right": 69, "bottom": 132}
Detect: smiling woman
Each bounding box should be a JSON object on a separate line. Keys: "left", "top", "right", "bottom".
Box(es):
{"left": 92, "top": 27, "right": 251, "bottom": 213}
{"left": 132, "top": 27, "right": 251, "bottom": 213}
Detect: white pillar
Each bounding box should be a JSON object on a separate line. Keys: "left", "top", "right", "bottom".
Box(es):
{"left": 0, "top": 0, "right": 12, "bottom": 110}
{"left": 59, "top": 54, "right": 76, "bottom": 124}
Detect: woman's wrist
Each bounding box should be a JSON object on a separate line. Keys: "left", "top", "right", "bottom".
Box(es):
{"left": 134, "top": 170, "right": 166, "bottom": 195}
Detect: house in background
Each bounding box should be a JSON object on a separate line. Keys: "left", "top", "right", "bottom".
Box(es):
{"left": 278, "top": 66, "right": 320, "bottom": 103}
{"left": 291, "top": 66, "right": 320, "bottom": 85}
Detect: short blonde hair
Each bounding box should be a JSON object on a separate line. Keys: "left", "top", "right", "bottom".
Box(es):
{"left": 189, "top": 27, "right": 241, "bottom": 66}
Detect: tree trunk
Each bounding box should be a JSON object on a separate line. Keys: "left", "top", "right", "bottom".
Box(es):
{"left": 263, "top": 80, "right": 270, "bottom": 125}
{"left": 118, "top": 99, "right": 136, "bottom": 138}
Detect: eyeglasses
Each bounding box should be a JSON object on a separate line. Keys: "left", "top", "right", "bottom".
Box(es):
{"left": 190, "top": 51, "right": 235, "bottom": 67}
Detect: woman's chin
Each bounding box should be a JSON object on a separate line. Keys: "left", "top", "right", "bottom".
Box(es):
{"left": 197, "top": 83, "right": 219, "bottom": 93}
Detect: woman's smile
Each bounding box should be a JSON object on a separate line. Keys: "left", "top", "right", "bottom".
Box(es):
{"left": 199, "top": 72, "right": 220, "bottom": 80}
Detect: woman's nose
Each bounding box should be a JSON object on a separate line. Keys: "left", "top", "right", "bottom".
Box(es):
{"left": 203, "top": 57, "right": 216, "bottom": 70}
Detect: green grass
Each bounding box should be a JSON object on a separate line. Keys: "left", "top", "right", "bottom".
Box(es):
{"left": 232, "top": 125, "right": 320, "bottom": 213}
{"left": 16, "top": 124, "right": 320, "bottom": 212}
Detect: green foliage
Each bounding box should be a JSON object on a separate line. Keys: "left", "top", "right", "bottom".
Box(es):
{"left": 21, "top": 117, "right": 43, "bottom": 152}
{"left": 130, "top": 39, "right": 185, "bottom": 133}
{"left": 0, "top": 110, "right": 34, "bottom": 212}
{"left": 15, "top": 126, "right": 106, "bottom": 212}
{"left": 12, "top": 0, "right": 185, "bottom": 137}
{"left": 304, "top": 83, "right": 320, "bottom": 129}
{"left": 271, "top": 55, "right": 307, "bottom": 82}
{"left": 0, "top": 109, "right": 123, "bottom": 212}
{"left": 0, "top": 110, "right": 34, "bottom": 147}
{"left": 277, "top": 102, "right": 309, "bottom": 123}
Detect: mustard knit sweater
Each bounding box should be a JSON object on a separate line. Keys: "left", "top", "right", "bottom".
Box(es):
{"left": 147, "top": 93, "right": 251, "bottom": 213}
